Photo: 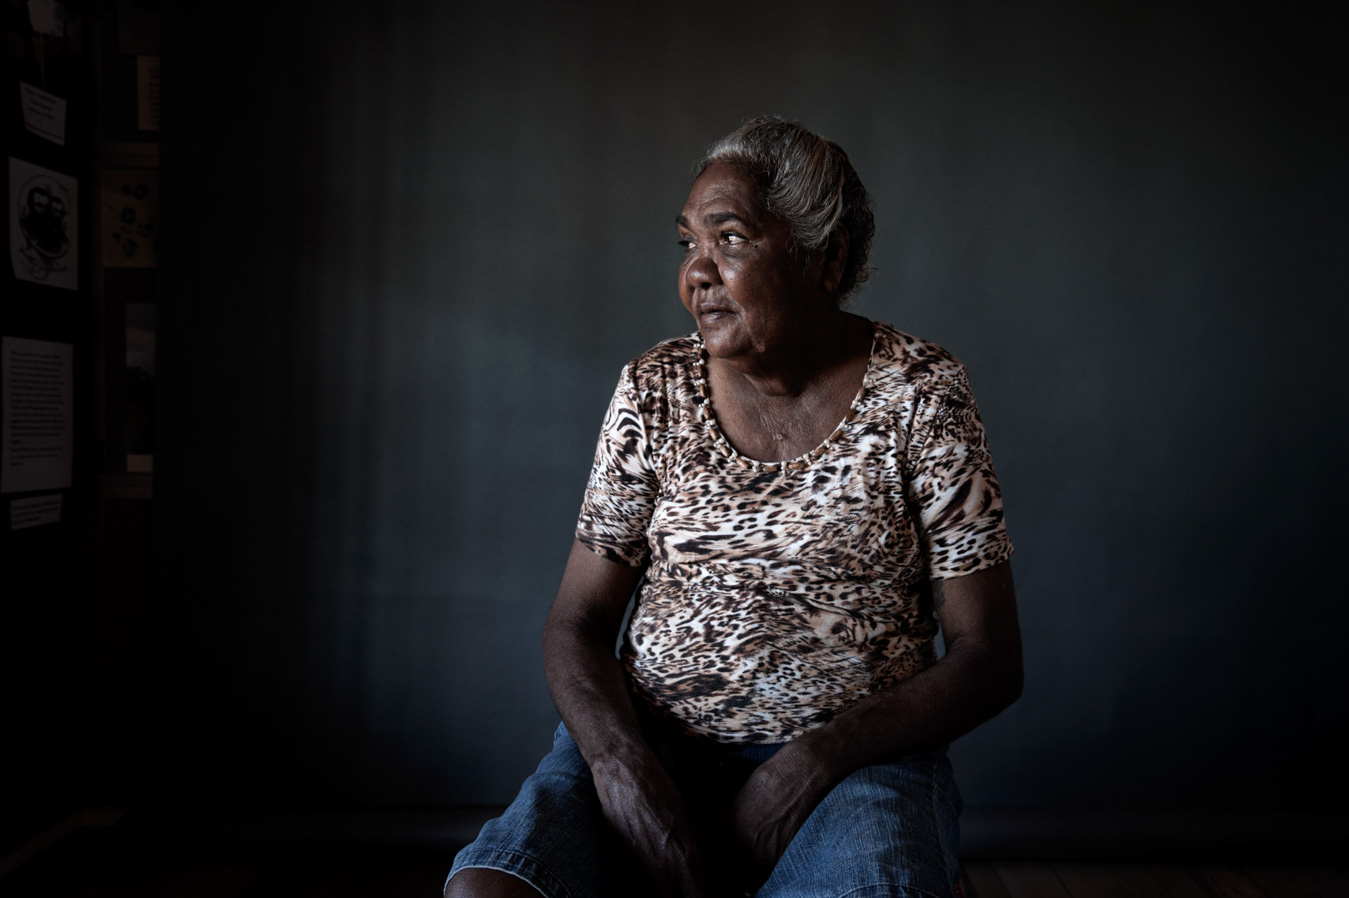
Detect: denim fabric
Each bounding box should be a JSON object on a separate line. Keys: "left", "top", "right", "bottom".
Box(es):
{"left": 448, "top": 722, "right": 962, "bottom": 898}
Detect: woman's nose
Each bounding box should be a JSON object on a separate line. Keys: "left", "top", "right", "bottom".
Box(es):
{"left": 684, "top": 245, "right": 720, "bottom": 289}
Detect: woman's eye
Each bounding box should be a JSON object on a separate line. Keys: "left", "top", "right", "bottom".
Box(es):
{"left": 679, "top": 239, "right": 696, "bottom": 252}
{"left": 723, "top": 233, "right": 745, "bottom": 245}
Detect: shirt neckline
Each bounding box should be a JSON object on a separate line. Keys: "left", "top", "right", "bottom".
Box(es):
{"left": 691, "top": 320, "right": 879, "bottom": 472}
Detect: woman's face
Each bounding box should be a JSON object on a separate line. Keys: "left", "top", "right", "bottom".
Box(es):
{"left": 676, "top": 162, "right": 828, "bottom": 362}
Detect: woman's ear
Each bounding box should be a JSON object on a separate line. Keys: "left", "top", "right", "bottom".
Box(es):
{"left": 820, "top": 230, "right": 849, "bottom": 294}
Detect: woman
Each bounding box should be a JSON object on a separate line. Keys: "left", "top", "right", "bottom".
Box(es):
{"left": 446, "top": 117, "right": 1021, "bottom": 898}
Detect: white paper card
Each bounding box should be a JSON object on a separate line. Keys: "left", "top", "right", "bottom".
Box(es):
{"left": 2, "top": 337, "right": 74, "bottom": 494}
{"left": 9, "top": 157, "right": 78, "bottom": 289}
{"left": 19, "top": 82, "right": 66, "bottom": 145}
{"left": 10, "top": 493, "right": 62, "bottom": 529}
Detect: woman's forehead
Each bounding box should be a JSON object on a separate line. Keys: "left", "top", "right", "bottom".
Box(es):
{"left": 679, "top": 162, "right": 766, "bottom": 227}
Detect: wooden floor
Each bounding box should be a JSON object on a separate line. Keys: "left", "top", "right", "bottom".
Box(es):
{"left": 7, "top": 859, "right": 1349, "bottom": 897}
{"left": 4, "top": 861, "right": 450, "bottom": 897}
{"left": 961, "top": 862, "right": 1349, "bottom": 898}
{"left": 4, "top": 820, "right": 1346, "bottom": 898}
{"left": 0, "top": 837, "right": 453, "bottom": 897}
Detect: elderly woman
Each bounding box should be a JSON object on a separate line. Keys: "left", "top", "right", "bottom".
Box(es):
{"left": 446, "top": 117, "right": 1021, "bottom": 898}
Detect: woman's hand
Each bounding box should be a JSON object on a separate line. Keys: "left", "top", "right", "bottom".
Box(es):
{"left": 717, "top": 561, "right": 1023, "bottom": 892}
{"left": 543, "top": 541, "right": 711, "bottom": 896}
{"left": 715, "top": 742, "right": 834, "bottom": 894}
{"left": 591, "top": 746, "right": 709, "bottom": 898}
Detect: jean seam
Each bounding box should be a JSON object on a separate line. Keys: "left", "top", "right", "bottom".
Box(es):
{"left": 445, "top": 865, "right": 551, "bottom": 898}
{"left": 927, "top": 753, "right": 958, "bottom": 889}
{"left": 450, "top": 848, "right": 568, "bottom": 898}
{"left": 835, "top": 885, "right": 947, "bottom": 898}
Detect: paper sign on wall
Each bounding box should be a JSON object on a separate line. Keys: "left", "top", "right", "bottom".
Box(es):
{"left": 9, "top": 157, "right": 78, "bottom": 290}
{"left": 11, "top": 493, "right": 62, "bottom": 529}
{"left": 19, "top": 82, "right": 67, "bottom": 145}
{"left": 2, "top": 336, "right": 73, "bottom": 494}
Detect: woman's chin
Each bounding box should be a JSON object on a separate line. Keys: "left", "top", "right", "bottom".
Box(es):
{"left": 698, "top": 321, "right": 746, "bottom": 357}
{"left": 701, "top": 336, "right": 749, "bottom": 361}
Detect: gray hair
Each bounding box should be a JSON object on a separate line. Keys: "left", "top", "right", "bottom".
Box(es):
{"left": 696, "top": 116, "right": 875, "bottom": 299}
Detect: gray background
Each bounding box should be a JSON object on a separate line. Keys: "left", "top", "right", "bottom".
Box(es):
{"left": 156, "top": 1, "right": 1346, "bottom": 813}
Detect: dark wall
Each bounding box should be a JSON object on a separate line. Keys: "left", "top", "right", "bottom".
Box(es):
{"left": 155, "top": 2, "right": 1346, "bottom": 812}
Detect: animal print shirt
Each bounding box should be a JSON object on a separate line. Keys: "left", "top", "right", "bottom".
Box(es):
{"left": 576, "top": 320, "right": 1012, "bottom": 744}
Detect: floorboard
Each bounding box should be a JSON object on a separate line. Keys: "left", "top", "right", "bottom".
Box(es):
{"left": 1243, "top": 867, "right": 1348, "bottom": 898}
{"left": 994, "top": 863, "right": 1074, "bottom": 898}
{"left": 1054, "top": 863, "right": 1173, "bottom": 897}
{"left": 964, "top": 864, "right": 1349, "bottom": 898}
{"left": 1188, "top": 865, "right": 1276, "bottom": 898}
{"left": 1147, "top": 865, "right": 1215, "bottom": 898}
{"left": 963, "top": 863, "right": 1013, "bottom": 898}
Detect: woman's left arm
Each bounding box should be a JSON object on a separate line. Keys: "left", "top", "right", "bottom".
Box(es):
{"left": 722, "top": 559, "right": 1022, "bottom": 887}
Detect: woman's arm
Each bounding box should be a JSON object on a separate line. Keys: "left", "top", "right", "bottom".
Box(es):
{"left": 722, "top": 559, "right": 1022, "bottom": 886}
{"left": 542, "top": 539, "right": 709, "bottom": 898}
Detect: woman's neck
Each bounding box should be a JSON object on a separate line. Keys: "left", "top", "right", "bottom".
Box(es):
{"left": 713, "top": 310, "right": 870, "bottom": 400}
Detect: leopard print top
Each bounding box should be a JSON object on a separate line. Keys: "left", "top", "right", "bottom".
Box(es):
{"left": 576, "top": 320, "right": 1012, "bottom": 744}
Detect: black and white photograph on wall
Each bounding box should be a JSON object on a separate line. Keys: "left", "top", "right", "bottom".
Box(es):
{"left": 9, "top": 157, "right": 77, "bottom": 289}
{"left": 8, "top": 0, "right": 85, "bottom": 101}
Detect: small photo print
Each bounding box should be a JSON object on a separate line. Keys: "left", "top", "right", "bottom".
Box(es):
{"left": 10, "top": 157, "right": 78, "bottom": 290}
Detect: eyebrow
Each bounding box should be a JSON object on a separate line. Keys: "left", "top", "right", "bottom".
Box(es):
{"left": 674, "top": 211, "right": 751, "bottom": 229}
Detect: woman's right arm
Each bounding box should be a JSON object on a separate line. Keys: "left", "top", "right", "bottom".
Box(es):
{"left": 542, "top": 538, "right": 707, "bottom": 898}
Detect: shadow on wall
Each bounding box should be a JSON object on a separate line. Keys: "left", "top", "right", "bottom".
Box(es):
{"left": 153, "top": 0, "right": 1348, "bottom": 813}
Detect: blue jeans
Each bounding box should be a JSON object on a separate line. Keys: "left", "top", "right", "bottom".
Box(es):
{"left": 449, "top": 722, "right": 962, "bottom": 897}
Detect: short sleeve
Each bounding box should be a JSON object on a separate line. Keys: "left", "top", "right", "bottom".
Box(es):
{"left": 907, "top": 368, "right": 1014, "bottom": 579}
{"left": 575, "top": 364, "right": 660, "bottom": 566}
